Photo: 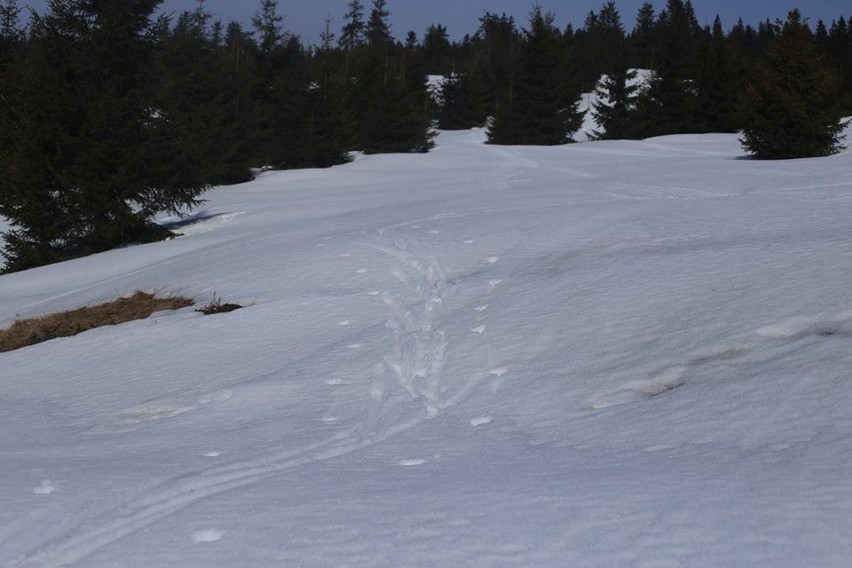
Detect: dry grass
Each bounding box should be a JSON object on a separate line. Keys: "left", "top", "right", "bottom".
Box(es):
{"left": 0, "top": 292, "right": 194, "bottom": 353}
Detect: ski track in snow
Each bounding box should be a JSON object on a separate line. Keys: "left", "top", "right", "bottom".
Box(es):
{"left": 6, "top": 224, "right": 505, "bottom": 568}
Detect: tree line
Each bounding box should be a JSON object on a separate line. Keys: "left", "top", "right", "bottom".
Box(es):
{"left": 0, "top": 0, "right": 850, "bottom": 272}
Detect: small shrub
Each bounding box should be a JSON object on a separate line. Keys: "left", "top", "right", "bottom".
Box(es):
{"left": 0, "top": 292, "right": 193, "bottom": 353}
{"left": 196, "top": 293, "right": 243, "bottom": 315}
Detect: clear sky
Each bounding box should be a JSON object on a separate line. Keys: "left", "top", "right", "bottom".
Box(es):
{"left": 20, "top": 1, "right": 852, "bottom": 46}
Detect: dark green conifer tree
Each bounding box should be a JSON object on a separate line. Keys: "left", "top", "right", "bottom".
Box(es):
{"left": 487, "top": 7, "right": 583, "bottom": 145}
{"left": 693, "top": 16, "right": 745, "bottom": 133}
{"left": 153, "top": 3, "right": 256, "bottom": 185}
{"left": 741, "top": 10, "right": 847, "bottom": 159}
{"left": 437, "top": 71, "right": 488, "bottom": 130}
{"left": 349, "top": 0, "right": 434, "bottom": 154}
{"left": 632, "top": 0, "right": 702, "bottom": 137}
{"left": 591, "top": 67, "right": 640, "bottom": 140}
{"left": 0, "top": 0, "right": 210, "bottom": 272}
{"left": 588, "top": 1, "right": 640, "bottom": 140}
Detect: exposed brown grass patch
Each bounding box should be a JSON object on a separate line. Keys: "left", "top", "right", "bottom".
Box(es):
{"left": 0, "top": 292, "right": 194, "bottom": 353}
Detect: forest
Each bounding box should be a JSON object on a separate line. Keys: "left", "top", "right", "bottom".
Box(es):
{"left": 0, "top": 0, "right": 850, "bottom": 272}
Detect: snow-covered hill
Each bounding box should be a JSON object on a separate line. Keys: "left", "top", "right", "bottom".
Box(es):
{"left": 2, "top": 128, "right": 852, "bottom": 567}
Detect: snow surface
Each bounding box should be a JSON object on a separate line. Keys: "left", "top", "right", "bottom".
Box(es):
{"left": 2, "top": 128, "right": 852, "bottom": 567}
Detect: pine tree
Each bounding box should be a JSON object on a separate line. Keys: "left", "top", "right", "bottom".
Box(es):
{"left": 350, "top": 0, "right": 434, "bottom": 154}
{"left": 629, "top": 2, "right": 656, "bottom": 69}
{"left": 153, "top": 4, "right": 256, "bottom": 186}
{"left": 437, "top": 71, "right": 487, "bottom": 130}
{"left": 0, "top": 0, "right": 211, "bottom": 272}
{"left": 693, "top": 16, "right": 745, "bottom": 133}
{"left": 487, "top": 7, "right": 583, "bottom": 145}
{"left": 632, "top": 0, "right": 702, "bottom": 137}
{"left": 591, "top": 66, "right": 640, "bottom": 140}
{"left": 741, "top": 10, "right": 847, "bottom": 159}
{"left": 339, "top": 0, "right": 365, "bottom": 52}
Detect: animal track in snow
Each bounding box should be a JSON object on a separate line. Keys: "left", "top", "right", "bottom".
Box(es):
{"left": 470, "top": 416, "right": 493, "bottom": 427}
{"left": 33, "top": 481, "right": 55, "bottom": 496}
{"left": 192, "top": 529, "right": 223, "bottom": 544}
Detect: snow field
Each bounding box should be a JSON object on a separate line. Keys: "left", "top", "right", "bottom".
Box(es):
{"left": 2, "top": 127, "right": 852, "bottom": 566}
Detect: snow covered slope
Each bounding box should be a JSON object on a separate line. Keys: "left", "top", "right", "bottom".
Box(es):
{"left": 2, "top": 129, "right": 852, "bottom": 567}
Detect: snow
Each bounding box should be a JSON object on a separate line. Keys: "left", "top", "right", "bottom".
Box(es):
{"left": 2, "top": 127, "right": 852, "bottom": 567}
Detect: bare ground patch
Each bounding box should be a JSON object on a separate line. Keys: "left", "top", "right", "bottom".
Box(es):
{"left": 0, "top": 292, "right": 194, "bottom": 353}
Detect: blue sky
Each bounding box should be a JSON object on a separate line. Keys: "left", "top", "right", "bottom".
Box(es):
{"left": 21, "top": 1, "right": 851, "bottom": 45}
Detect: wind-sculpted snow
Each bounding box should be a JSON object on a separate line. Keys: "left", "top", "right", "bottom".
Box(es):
{"left": 2, "top": 128, "right": 852, "bottom": 567}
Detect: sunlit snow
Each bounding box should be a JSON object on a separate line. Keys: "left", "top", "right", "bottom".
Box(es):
{"left": 2, "top": 125, "right": 852, "bottom": 567}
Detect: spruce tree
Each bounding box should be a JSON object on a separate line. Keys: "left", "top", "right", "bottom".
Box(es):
{"left": 693, "top": 16, "right": 745, "bottom": 133}
{"left": 591, "top": 66, "right": 640, "bottom": 140}
{"left": 487, "top": 7, "right": 583, "bottom": 145}
{"left": 0, "top": 0, "right": 210, "bottom": 272}
{"left": 153, "top": 5, "right": 256, "bottom": 185}
{"left": 350, "top": 0, "right": 434, "bottom": 154}
{"left": 741, "top": 10, "right": 847, "bottom": 159}
{"left": 632, "top": 0, "right": 702, "bottom": 137}
{"left": 437, "top": 72, "right": 488, "bottom": 130}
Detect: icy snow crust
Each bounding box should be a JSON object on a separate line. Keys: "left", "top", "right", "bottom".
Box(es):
{"left": 2, "top": 129, "right": 852, "bottom": 567}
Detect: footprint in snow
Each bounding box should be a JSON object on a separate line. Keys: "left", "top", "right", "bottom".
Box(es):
{"left": 470, "top": 416, "right": 493, "bottom": 427}
{"left": 192, "top": 529, "right": 224, "bottom": 544}
{"left": 398, "top": 459, "right": 427, "bottom": 467}
{"left": 33, "top": 480, "right": 55, "bottom": 495}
